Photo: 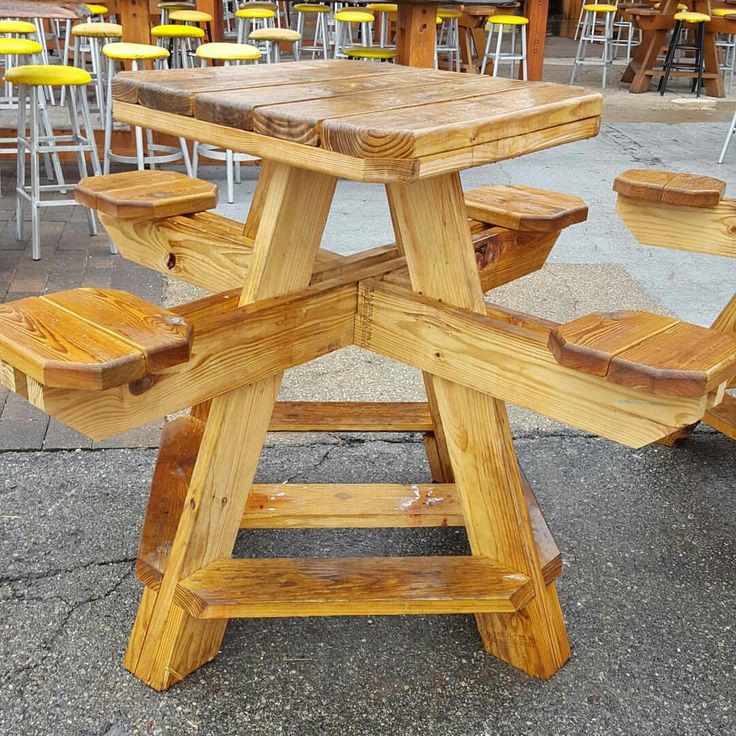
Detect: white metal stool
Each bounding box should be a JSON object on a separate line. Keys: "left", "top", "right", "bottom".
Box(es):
{"left": 571, "top": 4, "right": 616, "bottom": 88}
{"left": 102, "top": 42, "right": 193, "bottom": 176}
{"left": 169, "top": 8, "right": 214, "bottom": 42}
{"left": 333, "top": 9, "right": 375, "bottom": 58}
{"left": 366, "top": 3, "right": 397, "bottom": 48}
{"left": 9, "top": 65, "right": 105, "bottom": 260}
{"left": 192, "top": 42, "right": 261, "bottom": 203}
{"left": 158, "top": 1, "right": 196, "bottom": 24}
{"left": 436, "top": 7, "right": 461, "bottom": 71}
{"left": 236, "top": 6, "right": 276, "bottom": 43}
{"left": 294, "top": 4, "right": 330, "bottom": 58}
{"left": 249, "top": 26, "right": 301, "bottom": 61}
{"left": 480, "top": 15, "right": 528, "bottom": 79}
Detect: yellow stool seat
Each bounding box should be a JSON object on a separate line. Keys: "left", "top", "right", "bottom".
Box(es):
{"left": 196, "top": 41, "right": 261, "bottom": 60}
{"left": 151, "top": 23, "right": 206, "bottom": 38}
{"left": 293, "top": 3, "right": 331, "bottom": 11}
{"left": 103, "top": 42, "right": 170, "bottom": 60}
{"left": 438, "top": 8, "right": 462, "bottom": 18}
{"left": 85, "top": 3, "right": 109, "bottom": 13}
{"left": 249, "top": 27, "right": 301, "bottom": 41}
{"left": 367, "top": 3, "right": 398, "bottom": 11}
{"left": 72, "top": 22, "right": 123, "bottom": 38}
{"left": 335, "top": 10, "right": 375, "bottom": 22}
{"left": 235, "top": 7, "right": 276, "bottom": 18}
{"left": 169, "top": 9, "right": 214, "bottom": 22}
{"left": 674, "top": 10, "right": 710, "bottom": 21}
{"left": 345, "top": 46, "right": 396, "bottom": 59}
{"left": 5, "top": 65, "right": 92, "bottom": 87}
{"left": 581, "top": 4, "right": 617, "bottom": 11}
{"left": 711, "top": 7, "right": 736, "bottom": 15}
{"left": 0, "top": 20, "right": 37, "bottom": 34}
{"left": 488, "top": 14, "right": 530, "bottom": 25}
{"left": 0, "top": 38, "right": 42, "bottom": 55}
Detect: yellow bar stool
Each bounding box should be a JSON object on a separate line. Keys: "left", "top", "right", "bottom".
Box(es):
{"left": 235, "top": 6, "right": 276, "bottom": 44}
{"left": 333, "top": 9, "right": 375, "bottom": 58}
{"left": 102, "top": 42, "right": 192, "bottom": 176}
{"left": 481, "top": 15, "right": 528, "bottom": 79}
{"left": 70, "top": 22, "right": 123, "bottom": 119}
{"left": 436, "top": 7, "right": 461, "bottom": 71}
{"left": 293, "top": 4, "right": 331, "bottom": 59}
{"left": 248, "top": 26, "right": 301, "bottom": 61}
{"left": 658, "top": 10, "right": 710, "bottom": 97}
{"left": 571, "top": 4, "right": 617, "bottom": 87}
{"left": 169, "top": 8, "right": 214, "bottom": 42}
{"left": 192, "top": 42, "right": 261, "bottom": 203}
{"left": 151, "top": 23, "right": 205, "bottom": 67}
{"left": 7, "top": 65, "right": 105, "bottom": 261}
{"left": 0, "top": 19, "right": 38, "bottom": 37}
{"left": 86, "top": 4, "right": 110, "bottom": 21}
{"left": 158, "top": 2, "right": 196, "bottom": 25}
{"left": 712, "top": 8, "right": 736, "bottom": 92}
{"left": 366, "top": 3, "right": 397, "bottom": 47}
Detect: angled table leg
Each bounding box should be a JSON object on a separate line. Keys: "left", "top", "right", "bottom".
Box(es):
{"left": 124, "top": 163, "right": 337, "bottom": 690}
{"left": 386, "top": 172, "right": 571, "bottom": 679}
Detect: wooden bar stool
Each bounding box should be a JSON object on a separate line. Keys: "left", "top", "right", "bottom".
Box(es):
{"left": 151, "top": 23, "right": 205, "bottom": 67}
{"left": 571, "top": 4, "right": 617, "bottom": 87}
{"left": 102, "top": 42, "right": 192, "bottom": 175}
{"left": 248, "top": 26, "right": 301, "bottom": 61}
{"left": 7, "top": 65, "right": 103, "bottom": 260}
{"left": 192, "top": 41, "right": 261, "bottom": 202}
{"left": 70, "top": 22, "right": 123, "bottom": 120}
{"left": 293, "top": 4, "right": 331, "bottom": 58}
{"left": 333, "top": 9, "right": 375, "bottom": 58}
{"left": 480, "top": 15, "right": 528, "bottom": 79}
{"left": 658, "top": 11, "right": 710, "bottom": 96}
{"left": 235, "top": 6, "right": 276, "bottom": 43}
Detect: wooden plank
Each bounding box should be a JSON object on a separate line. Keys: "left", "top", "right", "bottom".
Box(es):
{"left": 615, "top": 196, "right": 736, "bottom": 259}
{"left": 464, "top": 185, "right": 588, "bottom": 233}
{"left": 30, "top": 281, "right": 356, "bottom": 439}
{"left": 356, "top": 280, "right": 718, "bottom": 447}
{"left": 269, "top": 401, "right": 434, "bottom": 432}
{"left": 317, "top": 84, "right": 602, "bottom": 158}
{"left": 116, "top": 0, "right": 153, "bottom": 45}
{"left": 0, "top": 292, "right": 190, "bottom": 391}
{"left": 385, "top": 170, "right": 570, "bottom": 679}
{"left": 76, "top": 171, "right": 218, "bottom": 220}
{"left": 704, "top": 393, "right": 736, "bottom": 439}
{"left": 396, "top": 2, "right": 438, "bottom": 67}
{"left": 251, "top": 78, "right": 524, "bottom": 147}
{"left": 173, "top": 556, "right": 534, "bottom": 619}
{"left": 613, "top": 169, "right": 726, "bottom": 207}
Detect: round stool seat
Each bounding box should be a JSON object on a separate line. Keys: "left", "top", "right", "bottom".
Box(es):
{"left": 85, "top": 3, "right": 109, "bottom": 13}
{"left": 366, "top": 3, "right": 398, "bottom": 11}
{"left": 488, "top": 14, "right": 530, "bottom": 25}
{"left": 0, "top": 20, "right": 37, "bottom": 34}
{"left": 711, "top": 7, "right": 736, "bottom": 15}
{"left": 345, "top": 46, "right": 396, "bottom": 59}
{"left": 581, "top": 4, "right": 617, "bottom": 11}
{"left": 335, "top": 10, "right": 375, "bottom": 23}
{"left": 72, "top": 22, "right": 123, "bottom": 37}
{"left": 169, "top": 9, "right": 214, "bottom": 22}
{"left": 437, "top": 8, "right": 462, "bottom": 18}
{"left": 674, "top": 10, "right": 710, "bottom": 21}
{"left": 159, "top": 2, "right": 195, "bottom": 8}
{"left": 293, "top": 3, "right": 331, "bottom": 11}
{"left": 5, "top": 64, "right": 92, "bottom": 87}
{"left": 249, "top": 27, "right": 301, "bottom": 41}
{"left": 196, "top": 41, "right": 261, "bottom": 60}
{"left": 0, "top": 38, "right": 43, "bottom": 55}
{"left": 235, "top": 7, "right": 276, "bottom": 18}
{"left": 103, "top": 42, "right": 170, "bottom": 60}
{"left": 151, "top": 23, "right": 206, "bottom": 38}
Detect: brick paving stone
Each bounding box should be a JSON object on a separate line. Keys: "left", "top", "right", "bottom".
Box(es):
{"left": 1, "top": 392, "right": 48, "bottom": 421}
{"left": 92, "top": 420, "right": 164, "bottom": 450}
{"left": 0, "top": 418, "right": 49, "bottom": 450}
{"left": 44, "top": 419, "right": 93, "bottom": 450}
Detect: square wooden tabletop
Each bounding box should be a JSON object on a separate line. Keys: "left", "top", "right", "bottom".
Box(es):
{"left": 113, "top": 60, "right": 602, "bottom": 182}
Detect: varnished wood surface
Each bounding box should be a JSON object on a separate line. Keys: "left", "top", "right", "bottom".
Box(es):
{"left": 173, "top": 556, "right": 534, "bottom": 618}
{"left": 614, "top": 169, "right": 726, "bottom": 207}
{"left": 0, "top": 1, "right": 89, "bottom": 18}
{"left": 112, "top": 61, "right": 602, "bottom": 167}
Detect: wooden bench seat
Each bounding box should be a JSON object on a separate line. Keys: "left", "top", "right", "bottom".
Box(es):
{"left": 549, "top": 310, "right": 736, "bottom": 398}
{"left": 75, "top": 170, "right": 218, "bottom": 219}
{"left": 0, "top": 288, "right": 192, "bottom": 391}
{"left": 613, "top": 169, "right": 726, "bottom": 207}
{"left": 464, "top": 185, "right": 588, "bottom": 233}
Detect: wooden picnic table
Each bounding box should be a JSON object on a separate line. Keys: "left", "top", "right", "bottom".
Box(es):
{"left": 0, "top": 60, "right": 734, "bottom": 691}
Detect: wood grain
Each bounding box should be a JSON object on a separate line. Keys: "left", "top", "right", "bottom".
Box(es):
{"left": 173, "top": 556, "right": 534, "bottom": 618}
{"left": 614, "top": 169, "right": 726, "bottom": 207}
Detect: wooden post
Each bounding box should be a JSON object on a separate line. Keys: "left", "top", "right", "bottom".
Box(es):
{"left": 198, "top": 0, "right": 225, "bottom": 42}
{"left": 124, "top": 164, "right": 337, "bottom": 690}
{"left": 396, "top": 2, "right": 438, "bottom": 68}
{"left": 386, "top": 172, "right": 571, "bottom": 679}
{"left": 117, "top": 0, "right": 152, "bottom": 44}
{"left": 525, "top": 0, "right": 549, "bottom": 82}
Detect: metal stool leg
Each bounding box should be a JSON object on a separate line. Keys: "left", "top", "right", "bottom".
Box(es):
{"left": 15, "top": 85, "right": 27, "bottom": 243}
{"left": 718, "top": 107, "right": 736, "bottom": 163}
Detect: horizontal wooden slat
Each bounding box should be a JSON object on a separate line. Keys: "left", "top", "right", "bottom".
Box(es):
{"left": 704, "top": 393, "right": 736, "bottom": 439}
{"left": 174, "top": 556, "right": 534, "bottom": 618}
{"left": 269, "top": 401, "right": 434, "bottom": 432}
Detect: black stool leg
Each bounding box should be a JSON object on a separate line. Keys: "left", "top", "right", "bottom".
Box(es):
{"left": 693, "top": 21, "right": 705, "bottom": 97}
{"left": 659, "top": 20, "right": 682, "bottom": 95}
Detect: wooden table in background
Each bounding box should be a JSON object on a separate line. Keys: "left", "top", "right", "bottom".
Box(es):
{"left": 0, "top": 1, "right": 89, "bottom": 19}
